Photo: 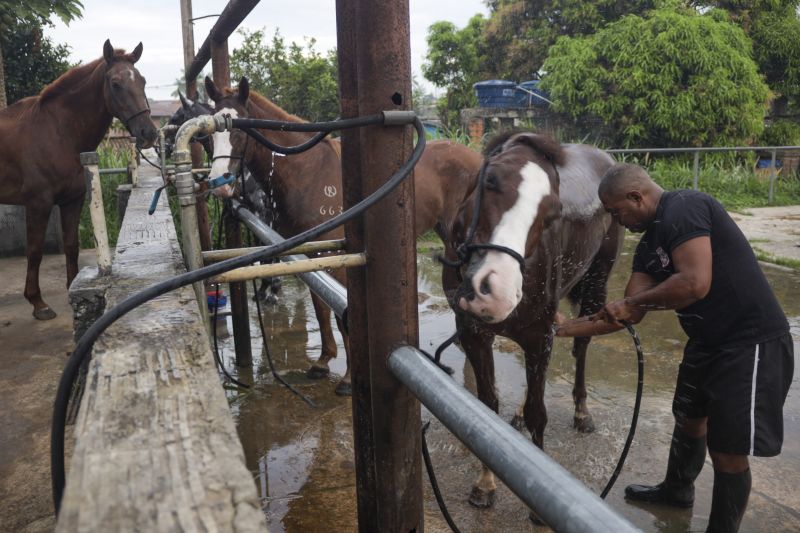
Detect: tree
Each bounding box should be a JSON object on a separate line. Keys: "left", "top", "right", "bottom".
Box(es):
{"left": 540, "top": 7, "right": 769, "bottom": 147}
{"left": 481, "top": 0, "right": 656, "bottom": 82}
{"left": 172, "top": 69, "right": 210, "bottom": 102}
{"left": 230, "top": 28, "right": 339, "bottom": 122}
{"left": 1, "top": 20, "right": 72, "bottom": 105}
{"left": 422, "top": 15, "right": 487, "bottom": 128}
{"left": 0, "top": 0, "right": 83, "bottom": 108}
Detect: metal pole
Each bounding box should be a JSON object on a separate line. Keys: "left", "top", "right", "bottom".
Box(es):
{"left": 211, "top": 38, "right": 250, "bottom": 367}
{"left": 389, "top": 346, "right": 641, "bottom": 533}
{"left": 233, "top": 203, "right": 349, "bottom": 319}
{"left": 692, "top": 150, "right": 700, "bottom": 191}
{"left": 336, "top": 4, "right": 380, "bottom": 527}
{"left": 80, "top": 152, "right": 112, "bottom": 275}
{"left": 769, "top": 148, "right": 777, "bottom": 204}
{"left": 353, "top": 0, "right": 422, "bottom": 530}
{"left": 172, "top": 147, "right": 207, "bottom": 314}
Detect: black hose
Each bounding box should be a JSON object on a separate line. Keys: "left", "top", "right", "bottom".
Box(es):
{"left": 51, "top": 116, "right": 426, "bottom": 514}
{"left": 600, "top": 323, "right": 644, "bottom": 499}
{"left": 241, "top": 127, "right": 329, "bottom": 155}
{"left": 421, "top": 421, "right": 462, "bottom": 533}
{"left": 232, "top": 113, "right": 384, "bottom": 133}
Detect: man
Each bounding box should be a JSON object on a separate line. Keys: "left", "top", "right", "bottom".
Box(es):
{"left": 556, "top": 163, "right": 793, "bottom": 533}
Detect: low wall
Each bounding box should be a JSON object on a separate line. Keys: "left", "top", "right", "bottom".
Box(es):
{"left": 0, "top": 204, "right": 62, "bottom": 257}
{"left": 60, "top": 166, "right": 267, "bottom": 532}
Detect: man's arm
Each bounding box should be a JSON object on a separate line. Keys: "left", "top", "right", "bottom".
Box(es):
{"left": 555, "top": 271, "right": 657, "bottom": 337}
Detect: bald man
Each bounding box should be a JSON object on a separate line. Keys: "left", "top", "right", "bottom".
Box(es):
{"left": 557, "top": 163, "right": 793, "bottom": 533}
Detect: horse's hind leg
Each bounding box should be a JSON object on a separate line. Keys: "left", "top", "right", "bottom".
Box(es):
{"left": 459, "top": 319, "right": 498, "bottom": 508}
{"left": 333, "top": 314, "right": 351, "bottom": 396}
{"left": 60, "top": 196, "right": 84, "bottom": 288}
{"left": 24, "top": 202, "right": 57, "bottom": 320}
{"left": 305, "top": 293, "right": 337, "bottom": 379}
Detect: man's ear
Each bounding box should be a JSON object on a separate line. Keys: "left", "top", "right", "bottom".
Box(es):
{"left": 626, "top": 191, "right": 643, "bottom": 203}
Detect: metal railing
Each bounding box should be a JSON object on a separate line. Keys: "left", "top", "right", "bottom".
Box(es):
{"left": 607, "top": 145, "right": 800, "bottom": 203}
{"left": 389, "top": 346, "right": 640, "bottom": 533}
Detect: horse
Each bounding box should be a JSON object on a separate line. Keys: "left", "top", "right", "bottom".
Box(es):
{"left": 0, "top": 40, "right": 158, "bottom": 320}
{"left": 204, "top": 76, "right": 482, "bottom": 395}
{"left": 443, "top": 131, "right": 623, "bottom": 512}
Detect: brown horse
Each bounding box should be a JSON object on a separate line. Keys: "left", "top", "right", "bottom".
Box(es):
{"left": 204, "top": 76, "right": 481, "bottom": 394}
{"left": 445, "top": 131, "right": 622, "bottom": 511}
{"left": 0, "top": 40, "right": 158, "bottom": 319}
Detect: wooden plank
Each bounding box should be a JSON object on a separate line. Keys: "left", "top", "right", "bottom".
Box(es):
{"left": 57, "top": 168, "right": 267, "bottom": 532}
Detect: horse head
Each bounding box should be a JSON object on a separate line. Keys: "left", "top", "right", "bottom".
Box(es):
{"left": 102, "top": 39, "right": 158, "bottom": 148}
{"left": 164, "top": 91, "right": 214, "bottom": 158}
{"left": 450, "top": 131, "right": 564, "bottom": 323}
{"left": 205, "top": 76, "right": 251, "bottom": 199}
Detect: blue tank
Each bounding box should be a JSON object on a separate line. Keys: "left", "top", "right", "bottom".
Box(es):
{"left": 473, "top": 80, "right": 517, "bottom": 108}
{"left": 516, "top": 80, "right": 551, "bottom": 107}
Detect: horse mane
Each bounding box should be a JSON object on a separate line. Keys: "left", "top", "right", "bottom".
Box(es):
{"left": 39, "top": 48, "right": 132, "bottom": 104}
{"left": 246, "top": 90, "right": 308, "bottom": 124}
{"left": 483, "top": 129, "right": 567, "bottom": 167}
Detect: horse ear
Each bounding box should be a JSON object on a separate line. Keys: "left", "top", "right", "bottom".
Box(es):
{"left": 507, "top": 132, "right": 566, "bottom": 167}
{"left": 178, "top": 90, "right": 193, "bottom": 109}
{"left": 103, "top": 39, "right": 114, "bottom": 64}
{"left": 205, "top": 76, "right": 220, "bottom": 103}
{"left": 237, "top": 77, "right": 249, "bottom": 104}
{"left": 130, "top": 42, "right": 143, "bottom": 64}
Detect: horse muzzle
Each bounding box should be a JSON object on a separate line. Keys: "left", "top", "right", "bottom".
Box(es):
{"left": 451, "top": 256, "right": 523, "bottom": 324}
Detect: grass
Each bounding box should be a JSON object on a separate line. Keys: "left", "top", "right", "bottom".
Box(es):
{"left": 78, "top": 145, "right": 132, "bottom": 249}
{"left": 753, "top": 247, "right": 800, "bottom": 270}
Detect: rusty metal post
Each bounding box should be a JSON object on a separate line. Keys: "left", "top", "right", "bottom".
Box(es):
{"left": 180, "top": 0, "right": 212, "bottom": 252}
{"left": 212, "top": 39, "right": 251, "bottom": 366}
{"left": 336, "top": 1, "right": 378, "bottom": 529}
{"left": 344, "top": 0, "right": 423, "bottom": 530}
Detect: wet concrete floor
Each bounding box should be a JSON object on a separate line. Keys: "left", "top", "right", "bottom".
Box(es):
{"left": 216, "top": 235, "right": 800, "bottom": 533}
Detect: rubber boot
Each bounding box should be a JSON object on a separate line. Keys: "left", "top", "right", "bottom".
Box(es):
{"left": 705, "top": 469, "right": 751, "bottom": 533}
{"left": 625, "top": 426, "right": 706, "bottom": 507}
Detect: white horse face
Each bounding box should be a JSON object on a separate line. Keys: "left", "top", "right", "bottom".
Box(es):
{"left": 209, "top": 108, "right": 242, "bottom": 199}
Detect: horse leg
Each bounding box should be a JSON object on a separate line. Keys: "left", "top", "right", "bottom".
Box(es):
{"left": 59, "top": 197, "right": 84, "bottom": 289}
{"left": 459, "top": 321, "right": 498, "bottom": 508}
{"left": 305, "top": 293, "right": 337, "bottom": 379}
{"left": 24, "top": 203, "right": 57, "bottom": 320}
{"left": 333, "top": 315, "right": 351, "bottom": 396}
{"left": 510, "top": 387, "right": 528, "bottom": 431}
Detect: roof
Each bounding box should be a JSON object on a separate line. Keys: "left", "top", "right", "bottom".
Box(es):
{"left": 148, "top": 99, "right": 181, "bottom": 118}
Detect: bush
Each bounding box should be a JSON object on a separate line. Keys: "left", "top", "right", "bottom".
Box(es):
{"left": 760, "top": 119, "right": 800, "bottom": 147}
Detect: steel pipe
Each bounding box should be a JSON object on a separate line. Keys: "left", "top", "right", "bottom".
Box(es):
{"left": 388, "top": 346, "right": 641, "bottom": 533}
{"left": 209, "top": 253, "right": 365, "bottom": 284}
{"left": 202, "top": 239, "right": 346, "bottom": 263}
{"left": 232, "top": 200, "right": 349, "bottom": 319}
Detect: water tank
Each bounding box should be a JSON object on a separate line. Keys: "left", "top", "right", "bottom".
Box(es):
{"left": 474, "top": 80, "right": 517, "bottom": 108}
{"left": 516, "top": 80, "right": 550, "bottom": 107}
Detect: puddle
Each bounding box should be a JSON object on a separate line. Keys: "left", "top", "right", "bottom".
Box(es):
{"left": 215, "top": 236, "right": 800, "bottom": 532}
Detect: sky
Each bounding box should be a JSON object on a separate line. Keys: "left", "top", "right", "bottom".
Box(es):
{"left": 42, "top": 0, "right": 489, "bottom": 101}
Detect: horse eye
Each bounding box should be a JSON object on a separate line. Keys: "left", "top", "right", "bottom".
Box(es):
{"left": 485, "top": 174, "right": 500, "bottom": 191}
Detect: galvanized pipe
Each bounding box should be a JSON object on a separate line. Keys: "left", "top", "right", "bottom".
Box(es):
{"left": 232, "top": 200, "right": 349, "bottom": 319}
{"left": 202, "top": 239, "right": 346, "bottom": 263}
{"left": 209, "top": 253, "right": 366, "bottom": 284}
{"left": 388, "top": 345, "right": 641, "bottom": 533}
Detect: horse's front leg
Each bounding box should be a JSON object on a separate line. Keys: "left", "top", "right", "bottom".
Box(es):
{"left": 305, "top": 293, "right": 337, "bottom": 379}
{"left": 59, "top": 196, "right": 84, "bottom": 288}
{"left": 333, "top": 314, "right": 351, "bottom": 396}
{"left": 24, "top": 202, "right": 57, "bottom": 320}
{"left": 459, "top": 319, "right": 498, "bottom": 508}
{"left": 572, "top": 336, "right": 594, "bottom": 433}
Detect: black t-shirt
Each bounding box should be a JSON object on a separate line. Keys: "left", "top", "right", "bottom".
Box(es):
{"left": 632, "top": 190, "right": 788, "bottom": 347}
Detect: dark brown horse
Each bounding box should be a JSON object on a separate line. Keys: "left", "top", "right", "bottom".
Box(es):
{"left": 445, "top": 131, "right": 622, "bottom": 510}
{"left": 204, "top": 76, "right": 481, "bottom": 394}
{"left": 0, "top": 40, "right": 158, "bottom": 319}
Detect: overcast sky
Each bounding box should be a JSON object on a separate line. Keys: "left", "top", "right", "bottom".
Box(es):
{"left": 42, "top": 0, "right": 489, "bottom": 101}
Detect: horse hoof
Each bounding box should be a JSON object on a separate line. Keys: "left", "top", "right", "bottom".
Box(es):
{"left": 510, "top": 415, "right": 526, "bottom": 431}
{"left": 33, "top": 307, "right": 57, "bottom": 320}
{"left": 306, "top": 366, "right": 330, "bottom": 379}
{"left": 529, "top": 509, "right": 546, "bottom": 525}
{"left": 334, "top": 381, "right": 352, "bottom": 396}
{"left": 573, "top": 414, "right": 595, "bottom": 433}
{"left": 468, "top": 486, "right": 496, "bottom": 508}
{"left": 265, "top": 294, "right": 278, "bottom": 305}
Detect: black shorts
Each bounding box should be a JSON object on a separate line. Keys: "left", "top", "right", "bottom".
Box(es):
{"left": 672, "top": 332, "right": 794, "bottom": 456}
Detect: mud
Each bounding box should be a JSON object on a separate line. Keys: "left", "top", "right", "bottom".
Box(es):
{"left": 218, "top": 237, "right": 800, "bottom": 533}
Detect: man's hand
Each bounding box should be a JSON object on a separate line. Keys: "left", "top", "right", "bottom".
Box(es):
{"left": 595, "top": 298, "right": 637, "bottom": 325}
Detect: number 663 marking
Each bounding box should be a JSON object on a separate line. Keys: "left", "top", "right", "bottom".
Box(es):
{"left": 319, "top": 205, "right": 344, "bottom": 216}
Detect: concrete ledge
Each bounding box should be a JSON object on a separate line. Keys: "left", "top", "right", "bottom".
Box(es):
{"left": 60, "top": 170, "right": 267, "bottom": 532}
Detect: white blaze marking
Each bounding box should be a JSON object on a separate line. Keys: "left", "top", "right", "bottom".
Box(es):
{"left": 461, "top": 161, "right": 551, "bottom": 323}
{"left": 127, "top": 68, "right": 135, "bottom": 81}
{"left": 210, "top": 108, "right": 239, "bottom": 198}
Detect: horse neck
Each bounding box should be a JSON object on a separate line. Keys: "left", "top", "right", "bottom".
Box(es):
{"left": 46, "top": 62, "right": 114, "bottom": 152}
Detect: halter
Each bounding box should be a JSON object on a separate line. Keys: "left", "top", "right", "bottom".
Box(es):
{"left": 441, "top": 143, "right": 560, "bottom": 275}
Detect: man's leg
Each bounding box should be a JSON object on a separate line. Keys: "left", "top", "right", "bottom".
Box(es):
{"left": 706, "top": 452, "right": 750, "bottom": 533}
{"left": 625, "top": 416, "right": 707, "bottom": 507}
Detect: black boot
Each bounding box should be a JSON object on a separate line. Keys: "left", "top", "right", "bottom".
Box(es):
{"left": 625, "top": 426, "right": 706, "bottom": 507}
{"left": 706, "top": 469, "right": 751, "bottom": 533}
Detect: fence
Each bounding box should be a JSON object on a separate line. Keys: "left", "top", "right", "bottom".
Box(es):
{"left": 607, "top": 145, "right": 800, "bottom": 203}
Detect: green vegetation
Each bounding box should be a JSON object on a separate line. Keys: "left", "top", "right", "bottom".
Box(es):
{"left": 753, "top": 248, "right": 800, "bottom": 270}
{"left": 78, "top": 145, "right": 131, "bottom": 249}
